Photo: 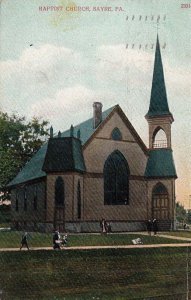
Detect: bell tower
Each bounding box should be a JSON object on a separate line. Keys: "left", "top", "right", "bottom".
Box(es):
{"left": 145, "top": 35, "right": 174, "bottom": 150}
{"left": 144, "top": 35, "right": 177, "bottom": 231}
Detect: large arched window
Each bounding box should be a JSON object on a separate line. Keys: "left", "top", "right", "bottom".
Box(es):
{"left": 55, "top": 176, "right": 65, "bottom": 206}
{"left": 152, "top": 183, "right": 169, "bottom": 219}
{"left": 104, "top": 150, "right": 130, "bottom": 205}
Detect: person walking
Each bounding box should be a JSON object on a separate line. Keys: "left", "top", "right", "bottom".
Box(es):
{"left": 152, "top": 219, "right": 158, "bottom": 235}
{"left": 100, "top": 218, "right": 107, "bottom": 234}
{"left": 146, "top": 220, "right": 152, "bottom": 236}
{"left": 53, "top": 230, "right": 61, "bottom": 250}
{"left": 62, "top": 234, "right": 68, "bottom": 247}
{"left": 20, "top": 232, "right": 29, "bottom": 250}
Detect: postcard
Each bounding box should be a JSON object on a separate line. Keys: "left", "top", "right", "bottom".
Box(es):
{"left": 0, "top": 0, "right": 191, "bottom": 299}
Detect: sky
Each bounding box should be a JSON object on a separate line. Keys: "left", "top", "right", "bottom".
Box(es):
{"left": 0, "top": 0, "right": 191, "bottom": 207}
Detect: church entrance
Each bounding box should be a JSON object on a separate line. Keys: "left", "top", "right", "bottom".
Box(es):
{"left": 152, "top": 183, "right": 169, "bottom": 220}
{"left": 54, "top": 176, "right": 65, "bottom": 232}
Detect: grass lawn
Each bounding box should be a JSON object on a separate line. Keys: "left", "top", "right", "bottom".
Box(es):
{"left": 0, "top": 247, "right": 190, "bottom": 299}
{"left": 163, "top": 231, "right": 191, "bottom": 238}
{"left": 0, "top": 231, "right": 189, "bottom": 248}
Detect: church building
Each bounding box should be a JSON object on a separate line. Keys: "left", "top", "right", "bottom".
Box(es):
{"left": 8, "top": 36, "right": 177, "bottom": 232}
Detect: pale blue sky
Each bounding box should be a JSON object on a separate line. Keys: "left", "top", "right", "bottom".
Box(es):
{"left": 0, "top": 0, "right": 191, "bottom": 206}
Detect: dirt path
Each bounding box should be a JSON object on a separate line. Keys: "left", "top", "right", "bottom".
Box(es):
{"left": 136, "top": 232, "right": 191, "bottom": 241}
{"left": 1, "top": 232, "right": 191, "bottom": 252}
{"left": 0, "top": 243, "right": 191, "bottom": 252}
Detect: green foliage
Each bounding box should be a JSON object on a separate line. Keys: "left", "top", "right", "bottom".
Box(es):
{"left": 0, "top": 112, "right": 49, "bottom": 197}
{"left": 187, "top": 210, "right": 191, "bottom": 224}
{"left": 0, "top": 204, "right": 11, "bottom": 224}
{"left": 176, "top": 202, "right": 187, "bottom": 223}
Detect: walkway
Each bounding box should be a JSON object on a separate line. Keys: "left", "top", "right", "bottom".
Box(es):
{"left": 0, "top": 243, "right": 191, "bottom": 252}
{"left": 0, "top": 232, "right": 191, "bottom": 252}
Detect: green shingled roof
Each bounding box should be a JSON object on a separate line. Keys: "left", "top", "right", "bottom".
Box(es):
{"left": 42, "top": 137, "right": 85, "bottom": 173}
{"left": 146, "top": 35, "right": 172, "bottom": 118}
{"left": 144, "top": 148, "right": 177, "bottom": 178}
{"left": 7, "top": 106, "right": 115, "bottom": 187}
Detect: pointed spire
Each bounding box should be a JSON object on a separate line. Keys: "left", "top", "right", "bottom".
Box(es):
{"left": 77, "top": 129, "right": 81, "bottom": 139}
{"left": 58, "top": 131, "right": 61, "bottom": 138}
{"left": 146, "top": 35, "right": 172, "bottom": 118}
{"left": 50, "top": 126, "right": 53, "bottom": 138}
{"left": 70, "top": 125, "right": 74, "bottom": 137}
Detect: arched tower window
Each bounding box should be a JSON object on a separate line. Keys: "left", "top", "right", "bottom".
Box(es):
{"left": 77, "top": 180, "right": 81, "bottom": 219}
{"left": 111, "top": 128, "right": 122, "bottom": 141}
{"left": 152, "top": 183, "right": 169, "bottom": 220}
{"left": 33, "top": 186, "right": 37, "bottom": 210}
{"left": 152, "top": 127, "right": 167, "bottom": 148}
{"left": 55, "top": 176, "right": 65, "bottom": 206}
{"left": 104, "top": 150, "right": 130, "bottom": 205}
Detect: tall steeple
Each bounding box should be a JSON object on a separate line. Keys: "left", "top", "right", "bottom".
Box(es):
{"left": 146, "top": 35, "right": 172, "bottom": 118}
{"left": 144, "top": 35, "right": 177, "bottom": 180}
{"left": 146, "top": 35, "right": 174, "bottom": 149}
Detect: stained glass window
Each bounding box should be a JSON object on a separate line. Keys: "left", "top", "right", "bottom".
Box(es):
{"left": 55, "top": 176, "right": 65, "bottom": 206}
{"left": 104, "top": 151, "right": 129, "bottom": 205}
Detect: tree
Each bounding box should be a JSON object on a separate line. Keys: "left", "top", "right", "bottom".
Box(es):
{"left": 0, "top": 112, "right": 49, "bottom": 200}
{"left": 187, "top": 210, "right": 191, "bottom": 224}
{"left": 176, "top": 202, "right": 187, "bottom": 223}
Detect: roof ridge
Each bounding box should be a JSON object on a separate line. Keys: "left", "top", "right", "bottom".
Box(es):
{"left": 61, "top": 104, "right": 117, "bottom": 134}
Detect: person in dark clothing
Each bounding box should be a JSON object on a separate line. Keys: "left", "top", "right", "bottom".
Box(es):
{"left": 62, "top": 234, "right": 68, "bottom": 247}
{"left": 20, "top": 232, "right": 29, "bottom": 250}
{"left": 147, "top": 220, "right": 152, "bottom": 236}
{"left": 100, "top": 218, "right": 107, "bottom": 234}
{"left": 107, "top": 222, "right": 112, "bottom": 233}
{"left": 152, "top": 219, "right": 158, "bottom": 235}
{"left": 53, "top": 231, "right": 61, "bottom": 249}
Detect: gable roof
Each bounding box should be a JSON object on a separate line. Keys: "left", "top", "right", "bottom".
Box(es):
{"left": 84, "top": 105, "right": 148, "bottom": 155}
{"left": 144, "top": 148, "right": 177, "bottom": 178}
{"left": 7, "top": 106, "right": 115, "bottom": 187}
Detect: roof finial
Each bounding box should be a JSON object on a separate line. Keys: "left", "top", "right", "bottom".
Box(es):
{"left": 77, "top": 129, "right": 81, "bottom": 139}
{"left": 157, "top": 17, "right": 160, "bottom": 35}
{"left": 50, "top": 126, "right": 53, "bottom": 138}
{"left": 70, "top": 125, "right": 74, "bottom": 137}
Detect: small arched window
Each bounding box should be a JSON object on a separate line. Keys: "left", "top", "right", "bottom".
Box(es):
{"left": 15, "top": 191, "right": 19, "bottom": 211}
{"left": 104, "top": 150, "right": 130, "bottom": 205}
{"left": 111, "top": 128, "right": 122, "bottom": 141}
{"left": 33, "top": 186, "right": 37, "bottom": 210}
{"left": 24, "top": 188, "right": 27, "bottom": 211}
{"left": 55, "top": 176, "right": 65, "bottom": 206}
{"left": 77, "top": 180, "right": 81, "bottom": 219}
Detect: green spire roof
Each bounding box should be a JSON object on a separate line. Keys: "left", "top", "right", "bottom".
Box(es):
{"left": 146, "top": 35, "right": 172, "bottom": 118}
{"left": 144, "top": 149, "right": 177, "bottom": 178}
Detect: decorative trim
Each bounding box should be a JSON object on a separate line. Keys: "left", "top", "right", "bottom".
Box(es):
{"left": 83, "top": 105, "right": 148, "bottom": 155}
{"left": 85, "top": 173, "right": 145, "bottom": 181}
